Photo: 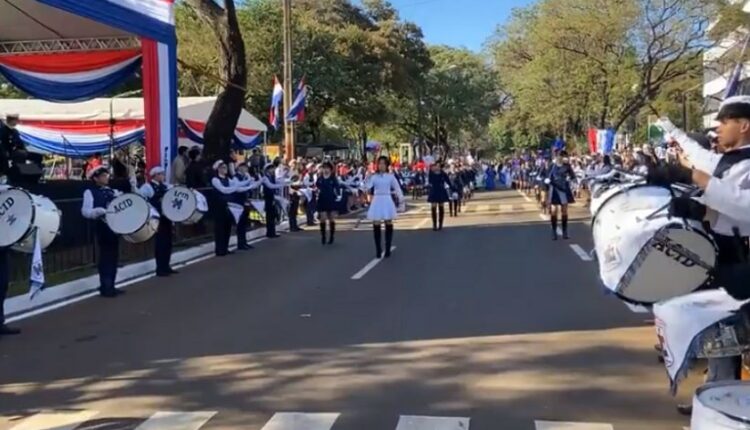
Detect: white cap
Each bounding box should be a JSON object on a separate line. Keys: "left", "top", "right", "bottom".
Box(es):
{"left": 87, "top": 165, "right": 109, "bottom": 180}
{"left": 212, "top": 160, "right": 226, "bottom": 170}
{"left": 720, "top": 95, "right": 750, "bottom": 110}
{"left": 149, "top": 166, "right": 165, "bottom": 176}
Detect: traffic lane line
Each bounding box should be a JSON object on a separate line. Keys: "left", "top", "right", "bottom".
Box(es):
{"left": 569, "top": 244, "right": 593, "bottom": 262}
{"left": 412, "top": 217, "right": 431, "bottom": 230}
{"left": 260, "top": 412, "right": 339, "bottom": 430}
{"left": 351, "top": 247, "right": 396, "bottom": 280}
{"left": 395, "top": 415, "right": 470, "bottom": 430}
{"left": 535, "top": 421, "right": 613, "bottom": 430}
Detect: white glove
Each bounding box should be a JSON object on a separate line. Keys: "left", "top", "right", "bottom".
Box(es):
{"left": 544, "top": 178, "right": 551, "bottom": 185}
{"left": 655, "top": 117, "right": 677, "bottom": 135}
{"left": 94, "top": 207, "right": 108, "bottom": 218}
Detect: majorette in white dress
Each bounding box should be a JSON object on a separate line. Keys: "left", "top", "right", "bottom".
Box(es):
{"left": 366, "top": 172, "right": 404, "bottom": 221}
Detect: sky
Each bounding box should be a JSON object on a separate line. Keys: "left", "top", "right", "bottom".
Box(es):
{"left": 386, "top": 0, "right": 534, "bottom": 52}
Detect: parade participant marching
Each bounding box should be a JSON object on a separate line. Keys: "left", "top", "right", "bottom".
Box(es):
{"left": 81, "top": 165, "right": 127, "bottom": 297}
{"left": 315, "top": 162, "right": 342, "bottom": 245}
{"left": 652, "top": 98, "right": 750, "bottom": 415}
{"left": 261, "top": 162, "right": 287, "bottom": 239}
{"left": 137, "top": 166, "right": 178, "bottom": 276}
{"left": 448, "top": 167, "right": 464, "bottom": 217}
{"left": 427, "top": 161, "right": 452, "bottom": 231}
{"left": 234, "top": 163, "right": 261, "bottom": 250}
{"left": 302, "top": 163, "right": 318, "bottom": 226}
{"left": 210, "top": 160, "right": 254, "bottom": 256}
{"left": 366, "top": 156, "right": 404, "bottom": 258}
{"left": 546, "top": 151, "right": 576, "bottom": 240}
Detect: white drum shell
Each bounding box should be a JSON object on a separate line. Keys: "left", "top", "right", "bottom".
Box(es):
{"left": 592, "top": 184, "right": 717, "bottom": 304}
{"left": 106, "top": 194, "right": 159, "bottom": 244}
{"left": 162, "top": 187, "right": 207, "bottom": 225}
{"left": 692, "top": 382, "right": 750, "bottom": 430}
{"left": 0, "top": 188, "right": 61, "bottom": 253}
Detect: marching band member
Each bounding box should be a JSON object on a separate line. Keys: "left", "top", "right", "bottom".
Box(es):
{"left": 448, "top": 168, "right": 464, "bottom": 217}
{"left": 302, "top": 164, "right": 318, "bottom": 226}
{"left": 234, "top": 163, "right": 261, "bottom": 250}
{"left": 286, "top": 167, "right": 303, "bottom": 233}
{"left": 262, "top": 163, "right": 287, "bottom": 239}
{"left": 211, "top": 160, "right": 253, "bottom": 256}
{"left": 137, "top": 166, "right": 177, "bottom": 277}
{"left": 546, "top": 151, "right": 576, "bottom": 240}
{"left": 81, "top": 165, "right": 125, "bottom": 298}
{"left": 366, "top": 156, "right": 404, "bottom": 258}
{"left": 316, "top": 162, "right": 342, "bottom": 245}
{"left": 427, "top": 161, "right": 452, "bottom": 231}
{"left": 652, "top": 97, "right": 750, "bottom": 415}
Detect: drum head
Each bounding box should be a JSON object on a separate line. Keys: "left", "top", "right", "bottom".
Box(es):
{"left": 162, "top": 187, "right": 198, "bottom": 223}
{"left": 106, "top": 194, "right": 149, "bottom": 235}
{"left": 697, "top": 381, "right": 750, "bottom": 424}
{"left": 0, "top": 188, "right": 34, "bottom": 247}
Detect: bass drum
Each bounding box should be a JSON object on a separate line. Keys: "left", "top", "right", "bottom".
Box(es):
{"left": 162, "top": 186, "right": 208, "bottom": 224}
{"left": 0, "top": 187, "right": 61, "bottom": 253}
{"left": 692, "top": 381, "right": 750, "bottom": 430}
{"left": 106, "top": 193, "right": 160, "bottom": 243}
{"left": 592, "top": 184, "right": 717, "bottom": 305}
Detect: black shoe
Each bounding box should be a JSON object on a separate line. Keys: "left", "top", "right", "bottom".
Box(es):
{"left": 552, "top": 233, "right": 558, "bottom": 241}
{"left": 384, "top": 249, "right": 392, "bottom": 258}
{"left": 115, "top": 289, "right": 126, "bottom": 296}
{"left": 0, "top": 325, "right": 21, "bottom": 336}
{"left": 100, "top": 290, "right": 118, "bottom": 298}
{"left": 237, "top": 245, "right": 253, "bottom": 251}
{"left": 267, "top": 234, "right": 281, "bottom": 239}
{"left": 563, "top": 233, "right": 569, "bottom": 240}
{"left": 168, "top": 269, "right": 180, "bottom": 274}
{"left": 376, "top": 251, "right": 383, "bottom": 259}
{"left": 291, "top": 227, "right": 303, "bottom": 232}
{"left": 676, "top": 404, "right": 692, "bottom": 416}
{"left": 156, "top": 272, "right": 170, "bottom": 277}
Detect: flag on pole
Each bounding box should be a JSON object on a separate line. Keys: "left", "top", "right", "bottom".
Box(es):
{"left": 724, "top": 63, "right": 744, "bottom": 99}
{"left": 287, "top": 78, "right": 307, "bottom": 123}
{"left": 29, "top": 229, "right": 45, "bottom": 300}
{"left": 269, "top": 76, "right": 284, "bottom": 130}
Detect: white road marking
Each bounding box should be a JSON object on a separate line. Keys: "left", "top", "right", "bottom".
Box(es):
{"left": 261, "top": 412, "right": 340, "bottom": 430}
{"left": 518, "top": 190, "right": 533, "bottom": 203}
{"left": 570, "top": 244, "right": 593, "bottom": 262}
{"left": 9, "top": 410, "right": 100, "bottom": 430}
{"left": 535, "top": 421, "right": 613, "bottom": 430}
{"left": 135, "top": 412, "right": 217, "bottom": 430}
{"left": 413, "top": 218, "right": 431, "bottom": 230}
{"left": 396, "top": 415, "right": 470, "bottom": 430}
{"left": 478, "top": 204, "right": 490, "bottom": 212}
{"left": 351, "top": 247, "right": 396, "bottom": 280}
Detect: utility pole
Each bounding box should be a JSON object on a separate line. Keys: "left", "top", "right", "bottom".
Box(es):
{"left": 282, "top": 0, "right": 294, "bottom": 161}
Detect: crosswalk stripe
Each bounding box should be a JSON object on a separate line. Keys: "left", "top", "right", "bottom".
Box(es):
{"left": 9, "top": 410, "right": 100, "bottom": 430}
{"left": 535, "top": 421, "right": 614, "bottom": 430}
{"left": 260, "top": 412, "right": 340, "bottom": 430}
{"left": 395, "top": 415, "right": 470, "bottom": 430}
{"left": 134, "top": 411, "right": 217, "bottom": 430}
{"left": 478, "top": 205, "right": 490, "bottom": 212}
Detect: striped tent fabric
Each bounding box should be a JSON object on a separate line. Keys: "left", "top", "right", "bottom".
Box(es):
{"left": 178, "top": 119, "right": 263, "bottom": 150}
{"left": 17, "top": 122, "right": 145, "bottom": 157}
{"left": 0, "top": 50, "right": 142, "bottom": 102}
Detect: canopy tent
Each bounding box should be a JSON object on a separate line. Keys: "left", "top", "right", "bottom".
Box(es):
{"left": 0, "top": 0, "right": 177, "bottom": 171}
{"left": 0, "top": 97, "right": 267, "bottom": 156}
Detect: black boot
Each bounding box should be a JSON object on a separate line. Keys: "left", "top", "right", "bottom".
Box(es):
{"left": 431, "top": 206, "right": 438, "bottom": 231}
{"left": 320, "top": 222, "right": 327, "bottom": 245}
{"left": 385, "top": 224, "right": 394, "bottom": 258}
{"left": 328, "top": 221, "right": 335, "bottom": 244}
{"left": 373, "top": 224, "right": 383, "bottom": 258}
{"left": 562, "top": 215, "right": 569, "bottom": 240}
{"left": 551, "top": 215, "right": 558, "bottom": 241}
{"left": 438, "top": 205, "right": 445, "bottom": 230}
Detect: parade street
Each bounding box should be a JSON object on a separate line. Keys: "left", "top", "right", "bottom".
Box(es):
{"left": 0, "top": 190, "right": 694, "bottom": 430}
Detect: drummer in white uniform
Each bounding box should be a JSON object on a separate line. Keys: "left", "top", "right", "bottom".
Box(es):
{"left": 81, "top": 165, "right": 126, "bottom": 298}
{"left": 655, "top": 96, "right": 750, "bottom": 414}
{"left": 366, "top": 156, "right": 404, "bottom": 259}
{"left": 137, "top": 166, "right": 177, "bottom": 277}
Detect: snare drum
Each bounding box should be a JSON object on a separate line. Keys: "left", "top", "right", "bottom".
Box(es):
{"left": 0, "top": 188, "right": 61, "bottom": 253}
{"left": 592, "top": 184, "right": 717, "bottom": 305}
{"left": 162, "top": 186, "right": 208, "bottom": 224}
{"left": 106, "top": 193, "right": 160, "bottom": 243}
{"left": 692, "top": 381, "right": 750, "bottom": 429}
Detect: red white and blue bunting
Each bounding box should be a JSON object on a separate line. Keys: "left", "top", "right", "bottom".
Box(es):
{"left": 17, "top": 123, "right": 145, "bottom": 158}
{"left": 0, "top": 50, "right": 142, "bottom": 103}
{"left": 179, "top": 119, "right": 262, "bottom": 150}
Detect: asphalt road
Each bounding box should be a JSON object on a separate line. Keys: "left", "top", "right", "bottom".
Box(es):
{"left": 0, "top": 189, "right": 696, "bottom": 430}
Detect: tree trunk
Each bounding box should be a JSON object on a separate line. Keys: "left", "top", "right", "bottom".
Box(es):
{"left": 185, "top": 0, "right": 247, "bottom": 163}
{"left": 359, "top": 125, "right": 368, "bottom": 162}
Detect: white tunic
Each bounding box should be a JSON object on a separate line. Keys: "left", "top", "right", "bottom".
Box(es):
{"left": 366, "top": 173, "right": 404, "bottom": 221}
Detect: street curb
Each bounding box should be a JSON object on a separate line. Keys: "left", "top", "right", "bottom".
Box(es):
{"left": 6, "top": 221, "right": 290, "bottom": 323}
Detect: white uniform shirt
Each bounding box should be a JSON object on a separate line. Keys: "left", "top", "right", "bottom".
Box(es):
{"left": 366, "top": 173, "right": 404, "bottom": 201}
{"left": 81, "top": 187, "right": 124, "bottom": 220}
{"left": 669, "top": 126, "right": 750, "bottom": 235}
